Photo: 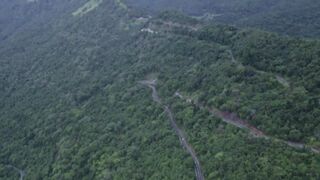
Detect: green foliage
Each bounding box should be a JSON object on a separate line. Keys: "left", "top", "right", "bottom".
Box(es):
{"left": 72, "top": 0, "right": 104, "bottom": 16}
{"left": 0, "top": 1, "right": 319, "bottom": 179}
{"left": 193, "top": 25, "right": 320, "bottom": 141}
{"left": 125, "top": 0, "right": 320, "bottom": 38}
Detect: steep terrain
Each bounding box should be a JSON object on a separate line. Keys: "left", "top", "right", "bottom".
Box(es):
{"left": 124, "top": 0, "right": 320, "bottom": 38}
{"left": 0, "top": 0, "right": 320, "bottom": 179}
{"left": 0, "top": 0, "right": 86, "bottom": 43}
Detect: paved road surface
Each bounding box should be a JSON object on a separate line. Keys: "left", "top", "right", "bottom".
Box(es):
{"left": 6, "top": 165, "right": 25, "bottom": 180}
{"left": 139, "top": 80, "right": 205, "bottom": 180}
{"left": 175, "top": 92, "right": 320, "bottom": 153}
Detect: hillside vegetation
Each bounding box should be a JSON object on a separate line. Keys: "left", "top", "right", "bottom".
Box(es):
{"left": 0, "top": 0, "right": 319, "bottom": 179}
{"left": 124, "top": 0, "right": 320, "bottom": 38}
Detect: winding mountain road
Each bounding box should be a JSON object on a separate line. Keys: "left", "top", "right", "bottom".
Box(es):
{"left": 229, "top": 49, "right": 291, "bottom": 88}
{"left": 139, "top": 80, "right": 205, "bottom": 180}
{"left": 174, "top": 92, "right": 320, "bottom": 153}
{"left": 6, "top": 165, "right": 25, "bottom": 180}
{"left": 139, "top": 78, "right": 319, "bottom": 180}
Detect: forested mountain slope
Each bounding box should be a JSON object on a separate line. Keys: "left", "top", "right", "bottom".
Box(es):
{"left": 124, "top": 0, "right": 320, "bottom": 38}
{"left": 0, "top": 0, "right": 320, "bottom": 179}
{"left": 0, "top": 0, "right": 86, "bottom": 44}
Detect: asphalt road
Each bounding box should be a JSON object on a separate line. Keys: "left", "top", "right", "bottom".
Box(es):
{"left": 139, "top": 80, "right": 205, "bottom": 180}
{"left": 175, "top": 91, "right": 320, "bottom": 153}
{"left": 6, "top": 165, "right": 25, "bottom": 180}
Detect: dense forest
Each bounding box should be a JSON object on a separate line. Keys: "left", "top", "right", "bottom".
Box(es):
{"left": 0, "top": 0, "right": 319, "bottom": 179}
{"left": 124, "top": 0, "right": 320, "bottom": 38}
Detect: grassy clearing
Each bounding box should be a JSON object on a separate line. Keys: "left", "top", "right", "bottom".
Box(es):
{"left": 72, "top": 0, "right": 103, "bottom": 16}
{"left": 116, "top": 0, "right": 128, "bottom": 10}
{"left": 115, "top": 0, "right": 128, "bottom": 10}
